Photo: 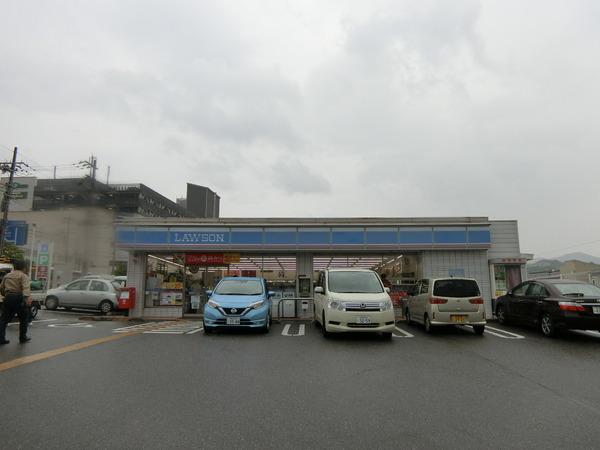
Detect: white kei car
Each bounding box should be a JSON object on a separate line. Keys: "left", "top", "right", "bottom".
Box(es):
{"left": 405, "top": 277, "right": 486, "bottom": 335}
{"left": 314, "top": 268, "right": 396, "bottom": 339}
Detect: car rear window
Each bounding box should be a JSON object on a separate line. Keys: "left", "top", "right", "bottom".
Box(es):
{"left": 553, "top": 283, "right": 600, "bottom": 297}
{"left": 433, "top": 279, "right": 480, "bottom": 297}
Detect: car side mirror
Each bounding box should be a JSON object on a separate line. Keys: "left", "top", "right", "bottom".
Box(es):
{"left": 205, "top": 290, "right": 213, "bottom": 297}
{"left": 314, "top": 286, "right": 324, "bottom": 294}
{"left": 385, "top": 287, "right": 391, "bottom": 293}
{"left": 268, "top": 291, "right": 276, "bottom": 298}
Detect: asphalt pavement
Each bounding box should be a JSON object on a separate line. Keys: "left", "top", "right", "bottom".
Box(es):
{"left": 2, "top": 310, "right": 600, "bottom": 449}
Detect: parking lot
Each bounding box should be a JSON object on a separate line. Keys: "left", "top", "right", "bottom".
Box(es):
{"left": 2, "top": 309, "right": 600, "bottom": 449}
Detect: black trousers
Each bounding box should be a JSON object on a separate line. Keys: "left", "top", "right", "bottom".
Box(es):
{"left": 0, "top": 293, "right": 29, "bottom": 341}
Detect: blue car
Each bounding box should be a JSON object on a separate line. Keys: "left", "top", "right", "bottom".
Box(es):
{"left": 203, "top": 277, "right": 273, "bottom": 333}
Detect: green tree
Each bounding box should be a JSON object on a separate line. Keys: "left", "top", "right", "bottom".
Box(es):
{"left": 0, "top": 242, "right": 24, "bottom": 262}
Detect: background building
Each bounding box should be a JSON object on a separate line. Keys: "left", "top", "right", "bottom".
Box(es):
{"left": 4, "top": 176, "right": 220, "bottom": 287}
{"left": 176, "top": 184, "right": 220, "bottom": 218}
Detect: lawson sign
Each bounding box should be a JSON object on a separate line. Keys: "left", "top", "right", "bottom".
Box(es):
{"left": 116, "top": 228, "right": 230, "bottom": 246}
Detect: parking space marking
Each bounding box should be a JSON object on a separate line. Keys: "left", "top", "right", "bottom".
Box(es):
{"left": 113, "top": 321, "right": 175, "bottom": 333}
{"left": 48, "top": 323, "right": 95, "bottom": 328}
{"left": 483, "top": 325, "right": 525, "bottom": 339}
{"left": 143, "top": 321, "right": 203, "bottom": 335}
{"left": 9, "top": 319, "right": 58, "bottom": 327}
{"left": 573, "top": 330, "right": 600, "bottom": 338}
{"left": 186, "top": 327, "right": 204, "bottom": 335}
{"left": 281, "top": 323, "right": 305, "bottom": 336}
{"left": 393, "top": 326, "right": 414, "bottom": 338}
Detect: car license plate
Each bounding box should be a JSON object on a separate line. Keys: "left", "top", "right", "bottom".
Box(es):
{"left": 356, "top": 317, "right": 371, "bottom": 324}
{"left": 451, "top": 315, "right": 467, "bottom": 323}
{"left": 226, "top": 318, "right": 240, "bottom": 325}
{"left": 593, "top": 307, "right": 600, "bottom": 314}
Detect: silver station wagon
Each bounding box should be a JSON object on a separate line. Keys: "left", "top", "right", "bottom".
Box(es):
{"left": 45, "top": 278, "right": 121, "bottom": 314}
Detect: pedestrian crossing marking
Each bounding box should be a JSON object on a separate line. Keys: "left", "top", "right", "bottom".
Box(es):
{"left": 113, "top": 321, "right": 202, "bottom": 335}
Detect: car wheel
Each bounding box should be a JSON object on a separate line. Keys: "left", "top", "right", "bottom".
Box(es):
{"left": 405, "top": 308, "right": 412, "bottom": 325}
{"left": 381, "top": 332, "right": 392, "bottom": 340}
{"left": 45, "top": 296, "right": 59, "bottom": 311}
{"left": 322, "top": 312, "right": 331, "bottom": 338}
{"left": 203, "top": 321, "right": 213, "bottom": 334}
{"left": 30, "top": 304, "right": 39, "bottom": 320}
{"left": 540, "top": 313, "right": 556, "bottom": 337}
{"left": 314, "top": 305, "right": 320, "bottom": 327}
{"left": 496, "top": 305, "right": 508, "bottom": 325}
{"left": 262, "top": 314, "right": 271, "bottom": 333}
{"left": 424, "top": 314, "right": 434, "bottom": 334}
{"left": 473, "top": 325, "right": 485, "bottom": 336}
{"left": 99, "top": 300, "right": 113, "bottom": 314}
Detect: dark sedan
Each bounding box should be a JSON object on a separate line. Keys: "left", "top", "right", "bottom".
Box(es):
{"left": 495, "top": 279, "right": 600, "bottom": 337}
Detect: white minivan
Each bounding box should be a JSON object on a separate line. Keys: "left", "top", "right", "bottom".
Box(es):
{"left": 313, "top": 268, "right": 396, "bottom": 339}
{"left": 405, "top": 277, "right": 486, "bottom": 335}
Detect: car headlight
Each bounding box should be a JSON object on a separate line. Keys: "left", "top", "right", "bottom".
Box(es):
{"left": 248, "top": 300, "right": 265, "bottom": 309}
{"left": 207, "top": 300, "right": 221, "bottom": 309}
{"left": 380, "top": 300, "right": 393, "bottom": 311}
{"left": 329, "top": 301, "right": 344, "bottom": 310}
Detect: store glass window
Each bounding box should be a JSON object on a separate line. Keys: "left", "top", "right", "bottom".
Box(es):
{"left": 494, "top": 265, "right": 522, "bottom": 297}
{"left": 145, "top": 254, "right": 185, "bottom": 307}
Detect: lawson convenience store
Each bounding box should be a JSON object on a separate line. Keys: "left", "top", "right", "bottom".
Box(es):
{"left": 115, "top": 217, "right": 531, "bottom": 319}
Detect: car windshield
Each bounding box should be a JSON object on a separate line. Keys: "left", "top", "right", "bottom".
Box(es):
{"left": 328, "top": 271, "right": 384, "bottom": 294}
{"left": 214, "top": 280, "right": 263, "bottom": 296}
{"left": 554, "top": 283, "right": 600, "bottom": 297}
{"left": 433, "top": 279, "right": 480, "bottom": 297}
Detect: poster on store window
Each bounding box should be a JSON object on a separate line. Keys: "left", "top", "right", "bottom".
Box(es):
{"left": 160, "top": 291, "right": 183, "bottom": 306}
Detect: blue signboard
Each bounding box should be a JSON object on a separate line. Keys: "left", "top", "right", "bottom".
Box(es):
{"left": 4, "top": 221, "right": 28, "bottom": 246}
{"left": 116, "top": 225, "right": 491, "bottom": 249}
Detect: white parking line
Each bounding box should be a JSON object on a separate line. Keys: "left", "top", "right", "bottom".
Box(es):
{"left": 573, "top": 330, "right": 600, "bottom": 338}
{"left": 48, "top": 323, "right": 94, "bottom": 328}
{"left": 483, "top": 325, "right": 525, "bottom": 339}
{"left": 281, "top": 323, "right": 305, "bottom": 336}
{"left": 143, "top": 322, "right": 203, "bottom": 335}
{"left": 113, "top": 321, "right": 174, "bottom": 333}
{"left": 393, "top": 326, "right": 415, "bottom": 338}
{"left": 9, "top": 318, "right": 58, "bottom": 326}
{"left": 186, "top": 327, "right": 204, "bottom": 335}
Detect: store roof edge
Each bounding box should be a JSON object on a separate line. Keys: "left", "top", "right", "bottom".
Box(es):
{"left": 114, "top": 216, "right": 493, "bottom": 227}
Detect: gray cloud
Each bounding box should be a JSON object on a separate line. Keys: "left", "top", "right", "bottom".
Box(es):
{"left": 271, "top": 159, "right": 331, "bottom": 195}
{"left": 1, "top": 0, "right": 600, "bottom": 255}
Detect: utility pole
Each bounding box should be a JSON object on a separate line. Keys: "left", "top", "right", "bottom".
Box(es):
{"left": 78, "top": 155, "right": 98, "bottom": 186}
{"left": 0, "top": 147, "right": 18, "bottom": 255}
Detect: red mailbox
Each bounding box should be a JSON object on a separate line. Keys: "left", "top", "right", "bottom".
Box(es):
{"left": 118, "top": 287, "right": 136, "bottom": 310}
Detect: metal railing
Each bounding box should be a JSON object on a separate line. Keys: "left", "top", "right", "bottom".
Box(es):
{"left": 273, "top": 297, "right": 314, "bottom": 321}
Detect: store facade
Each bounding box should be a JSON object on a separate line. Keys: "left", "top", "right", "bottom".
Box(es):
{"left": 115, "top": 217, "right": 530, "bottom": 319}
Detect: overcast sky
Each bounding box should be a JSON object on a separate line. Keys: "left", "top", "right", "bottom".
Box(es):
{"left": 1, "top": 0, "right": 599, "bottom": 258}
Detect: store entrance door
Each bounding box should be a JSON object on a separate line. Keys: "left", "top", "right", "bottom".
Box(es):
{"left": 182, "top": 254, "right": 299, "bottom": 317}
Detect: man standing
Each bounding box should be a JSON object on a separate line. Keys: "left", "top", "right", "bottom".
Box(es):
{"left": 0, "top": 259, "right": 32, "bottom": 344}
